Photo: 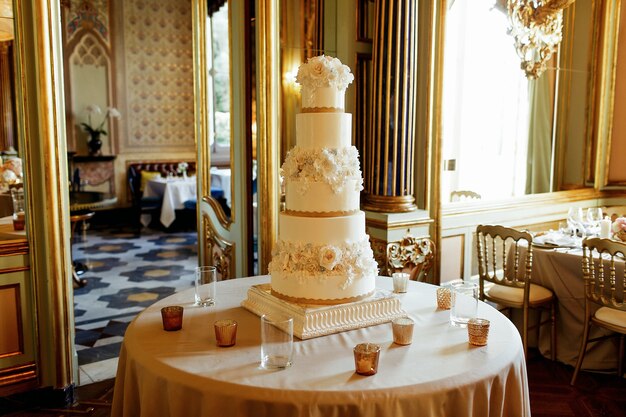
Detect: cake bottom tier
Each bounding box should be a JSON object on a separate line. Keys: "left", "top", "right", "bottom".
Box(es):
{"left": 269, "top": 236, "right": 378, "bottom": 305}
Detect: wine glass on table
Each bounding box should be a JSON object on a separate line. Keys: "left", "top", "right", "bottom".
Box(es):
{"left": 567, "top": 207, "right": 585, "bottom": 240}
{"left": 586, "top": 207, "right": 603, "bottom": 236}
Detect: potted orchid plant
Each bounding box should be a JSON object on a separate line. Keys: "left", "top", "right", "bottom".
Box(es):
{"left": 81, "top": 104, "right": 121, "bottom": 155}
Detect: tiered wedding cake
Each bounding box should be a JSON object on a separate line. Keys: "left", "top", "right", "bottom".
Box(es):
{"left": 268, "top": 55, "right": 378, "bottom": 305}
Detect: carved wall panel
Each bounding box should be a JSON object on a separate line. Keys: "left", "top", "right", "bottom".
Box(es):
{"left": 72, "top": 34, "right": 107, "bottom": 67}
{"left": 65, "top": 0, "right": 110, "bottom": 45}
{"left": 202, "top": 214, "right": 235, "bottom": 281}
{"left": 122, "top": 0, "right": 195, "bottom": 150}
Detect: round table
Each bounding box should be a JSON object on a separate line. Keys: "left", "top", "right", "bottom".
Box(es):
{"left": 111, "top": 276, "right": 530, "bottom": 417}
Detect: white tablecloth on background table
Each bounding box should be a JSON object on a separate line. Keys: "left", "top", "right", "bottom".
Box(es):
{"left": 142, "top": 176, "right": 197, "bottom": 228}
{"left": 514, "top": 246, "right": 620, "bottom": 370}
{"left": 210, "top": 167, "right": 231, "bottom": 207}
{"left": 111, "top": 276, "right": 530, "bottom": 417}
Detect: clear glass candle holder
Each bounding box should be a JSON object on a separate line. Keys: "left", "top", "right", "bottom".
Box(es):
{"left": 353, "top": 343, "right": 381, "bottom": 376}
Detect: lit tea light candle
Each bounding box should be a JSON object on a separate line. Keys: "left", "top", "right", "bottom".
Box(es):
{"left": 353, "top": 343, "right": 381, "bottom": 376}
{"left": 392, "top": 317, "right": 414, "bottom": 345}
{"left": 392, "top": 272, "right": 409, "bottom": 293}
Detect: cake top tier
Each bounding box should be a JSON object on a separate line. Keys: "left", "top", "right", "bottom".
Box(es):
{"left": 296, "top": 55, "right": 354, "bottom": 111}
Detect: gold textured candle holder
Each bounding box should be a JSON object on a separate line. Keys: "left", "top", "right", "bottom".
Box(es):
{"left": 391, "top": 317, "right": 414, "bottom": 345}
{"left": 214, "top": 319, "right": 238, "bottom": 347}
{"left": 436, "top": 287, "right": 451, "bottom": 310}
{"left": 161, "top": 306, "right": 184, "bottom": 331}
{"left": 353, "top": 343, "right": 381, "bottom": 376}
{"left": 467, "top": 318, "right": 490, "bottom": 346}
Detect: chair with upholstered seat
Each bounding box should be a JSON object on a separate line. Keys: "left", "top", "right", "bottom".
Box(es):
{"left": 476, "top": 224, "right": 556, "bottom": 360}
{"left": 571, "top": 237, "right": 626, "bottom": 385}
{"left": 387, "top": 236, "right": 435, "bottom": 283}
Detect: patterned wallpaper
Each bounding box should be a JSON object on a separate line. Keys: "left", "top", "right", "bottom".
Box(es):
{"left": 122, "top": 0, "right": 195, "bottom": 149}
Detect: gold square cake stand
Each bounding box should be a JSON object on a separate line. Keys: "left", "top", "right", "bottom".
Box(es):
{"left": 241, "top": 284, "right": 406, "bottom": 340}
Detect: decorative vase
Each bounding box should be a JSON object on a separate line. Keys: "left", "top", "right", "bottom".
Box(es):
{"left": 88, "top": 132, "right": 103, "bottom": 156}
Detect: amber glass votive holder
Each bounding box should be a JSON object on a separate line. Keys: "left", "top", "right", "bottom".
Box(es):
{"left": 467, "top": 318, "right": 490, "bottom": 346}
{"left": 392, "top": 317, "right": 415, "bottom": 345}
{"left": 214, "top": 319, "right": 238, "bottom": 347}
{"left": 161, "top": 306, "right": 184, "bottom": 331}
{"left": 353, "top": 343, "right": 381, "bottom": 376}
{"left": 436, "top": 287, "right": 451, "bottom": 310}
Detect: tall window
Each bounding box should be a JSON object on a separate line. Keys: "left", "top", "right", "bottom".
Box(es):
{"left": 441, "top": 0, "right": 536, "bottom": 203}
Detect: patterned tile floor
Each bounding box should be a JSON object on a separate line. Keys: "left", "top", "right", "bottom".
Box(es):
{"left": 72, "top": 226, "right": 197, "bottom": 385}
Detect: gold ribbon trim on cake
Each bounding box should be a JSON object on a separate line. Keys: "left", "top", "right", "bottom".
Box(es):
{"left": 301, "top": 107, "right": 343, "bottom": 113}
{"left": 282, "top": 209, "right": 359, "bottom": 217}
{"left": 271, "top": 288, "right": 374, "bottom": 305}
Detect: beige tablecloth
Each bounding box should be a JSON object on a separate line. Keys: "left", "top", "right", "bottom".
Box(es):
{"left": 518, "top": 247, "right": 620, "bottom": 369}
{"left": 111, "top": 276, "right": 530, "bottom": 417}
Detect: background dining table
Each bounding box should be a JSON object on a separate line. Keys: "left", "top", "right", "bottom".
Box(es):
{"left": 111, "top": 276, "right": 530, "bottom": 417}
{"left": 142, "top": 175, "right": 196, "bottom": 228}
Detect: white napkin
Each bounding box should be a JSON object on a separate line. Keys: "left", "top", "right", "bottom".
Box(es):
{"left": 534, "top": 232, "right": 579, "bottom": 248}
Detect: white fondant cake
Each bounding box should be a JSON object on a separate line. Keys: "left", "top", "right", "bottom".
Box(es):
{"left": 269, "top": 55, "right": 378, "bottom": 305}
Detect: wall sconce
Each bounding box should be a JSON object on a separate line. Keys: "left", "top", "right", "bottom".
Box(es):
{"left": 507, "top": 0, "right": 575, "bottom": 79}
{"left": 283, "top": 66, "right": 300, "bottom": 94}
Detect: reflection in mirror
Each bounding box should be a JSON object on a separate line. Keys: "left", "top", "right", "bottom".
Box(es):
{"left": 441, "top": 0, "right": 555, "bottom": 203}
{"left": 206, "top": 2, "right": 232, "bottom": 221}
{"left": 441, "top": 0, "right": 591, "bottom": 204}
{"left": 0, "top": 0, "right": 24, "bottom": 223}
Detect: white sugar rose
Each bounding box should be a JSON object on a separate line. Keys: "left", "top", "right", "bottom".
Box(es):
{"left": 319, "top": 245, "right": 342, "bottom": 271}
{"left": 311, "top": 61, "right": 325, "bottom": 78}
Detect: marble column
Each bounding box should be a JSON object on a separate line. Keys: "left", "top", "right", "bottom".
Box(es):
{"left": 362, "top": 0, "right": 418, "bottom": 213}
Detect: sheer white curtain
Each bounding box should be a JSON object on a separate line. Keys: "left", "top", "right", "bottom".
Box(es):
{"left": 442, "top": 0, "right": 531, "bottom": 202}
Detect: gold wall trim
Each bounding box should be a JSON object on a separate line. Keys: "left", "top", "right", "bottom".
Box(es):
{"left": 256, "top": 0, "right": 280, "bottom": 274}
{"left": 202, "top": 213, "right": 235, "bottom": 280}
{"left": 0, "top": 242, "right": 29, "bottom": 256}
{"left": 0, "top": 363, "right": 36, "bottom": 387}
{"left": 201, "top": 195, "right": 230, "bottom": 230}
{"left": 0, "top": 265, "right": 30, "bottom": 274}
{"left": 15, "top": 0, "right": 75, "bottom": 389}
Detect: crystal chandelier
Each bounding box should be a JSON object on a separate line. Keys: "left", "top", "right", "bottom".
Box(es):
{"left": 507, "top": 0, "right": 576, "bottom": 79}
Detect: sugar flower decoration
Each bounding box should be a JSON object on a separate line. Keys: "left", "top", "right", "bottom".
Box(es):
{"left": 296, "top": 55, "right": 354, "bottom": 91}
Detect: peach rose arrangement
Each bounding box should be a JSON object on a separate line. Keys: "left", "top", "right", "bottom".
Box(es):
{"left": 612, "top": 217, "right": 626, "bottom": 241}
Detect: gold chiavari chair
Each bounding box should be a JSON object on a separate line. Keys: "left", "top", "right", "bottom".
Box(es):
{"left": 476, "top": 225, "right": 556, "bottom": 360}
{"left": 571, "top": 237, "right": 626, "bottom": 385}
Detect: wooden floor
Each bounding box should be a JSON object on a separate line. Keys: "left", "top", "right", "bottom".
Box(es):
{"left": 1, "top": 349, "right": 625, "bottom": 416}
